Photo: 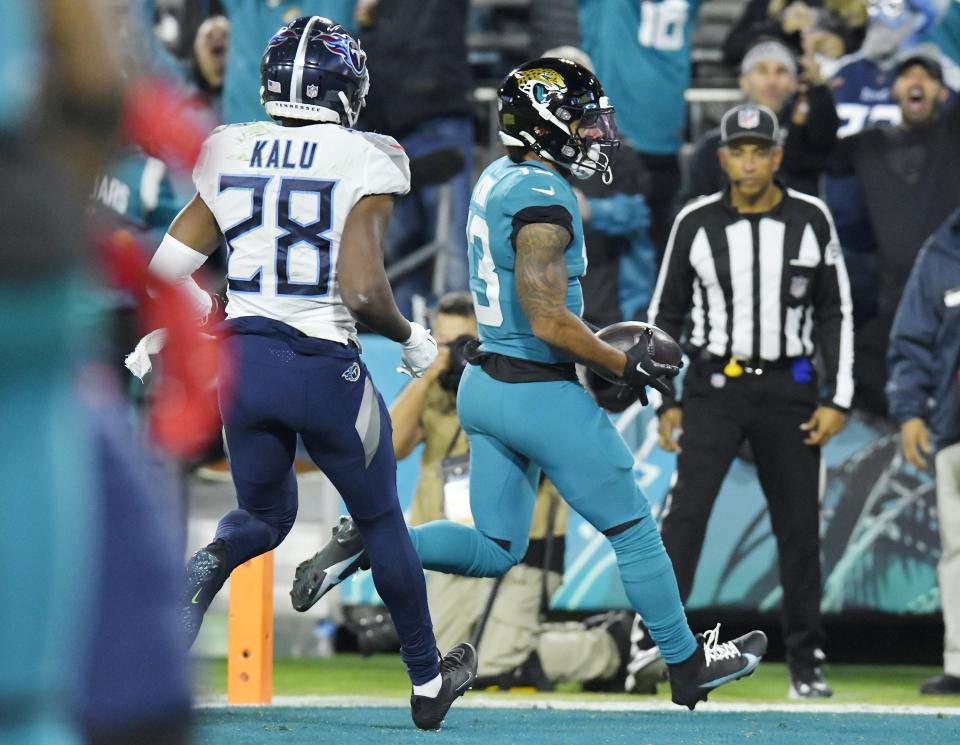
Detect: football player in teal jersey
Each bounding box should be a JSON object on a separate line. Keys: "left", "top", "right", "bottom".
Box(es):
{"left": 298, "top": 58, "right": 767, "bottom": 710}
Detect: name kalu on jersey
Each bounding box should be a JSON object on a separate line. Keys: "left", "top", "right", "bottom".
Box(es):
{"left": 249, "top": 139, "right": 318, "bottom": 170}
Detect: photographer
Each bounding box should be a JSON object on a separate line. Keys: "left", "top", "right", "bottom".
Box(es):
{"left": 391, "top": 292, "right": 632, "bottom": 690}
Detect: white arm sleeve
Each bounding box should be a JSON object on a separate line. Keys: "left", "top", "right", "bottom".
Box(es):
{"left": 149, "top": 233, "right": 213, "bottom": 319}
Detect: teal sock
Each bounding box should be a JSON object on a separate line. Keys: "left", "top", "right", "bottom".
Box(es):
{"left": 608, "top": 521, "right": 698, "bottom": 664}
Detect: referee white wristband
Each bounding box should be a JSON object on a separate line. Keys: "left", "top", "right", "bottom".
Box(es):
{"left": 149, "top": 233, "right": 214, "bottom": 320}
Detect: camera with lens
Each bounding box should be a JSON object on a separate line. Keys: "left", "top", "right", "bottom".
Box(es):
{"left": 437, "top": 335, "right": 476, "bottom": 392}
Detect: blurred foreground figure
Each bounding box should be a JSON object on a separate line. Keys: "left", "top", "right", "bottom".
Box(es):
{"left": 0, "top": 3, "right": 114, "bottom": 744}
{"left": 1, "top": 2, "right": 196, "bottom": 743}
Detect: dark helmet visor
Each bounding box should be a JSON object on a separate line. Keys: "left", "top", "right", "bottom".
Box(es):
{"left": 574, "top": 107, "right": 619, "bottom": 145}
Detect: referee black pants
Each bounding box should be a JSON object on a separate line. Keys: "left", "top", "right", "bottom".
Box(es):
{"left": 660, "top": 359, "right": 825, "bottom": 668}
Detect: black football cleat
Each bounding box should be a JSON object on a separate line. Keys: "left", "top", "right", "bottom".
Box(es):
{"left": 920, "top": 674, "right": 960, "bottom": 695}
{"left": 411, "top": 643, "right": 478, "bottom": 731}
{"left": 181, "top": 540, "right": 229, "bottom": 646}
{"left": 668, "top": 624, "right": 767, "bottom": 710}
{"left": 789, "top": 664, "right": 833, "bottom": 698}
{"left": 291, "top": 516, "right": 369, "bottom": 612}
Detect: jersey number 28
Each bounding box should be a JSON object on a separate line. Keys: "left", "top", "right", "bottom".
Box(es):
{"left": 219, "top": 175, "right": 335, "bottom": 296}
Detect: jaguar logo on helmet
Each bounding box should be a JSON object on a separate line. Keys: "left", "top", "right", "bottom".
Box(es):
{"left": 515, "top": 68, "right": 568, "bottom": 104}
{"left": 316, "top": 32, "right": 367, "bottom": 76}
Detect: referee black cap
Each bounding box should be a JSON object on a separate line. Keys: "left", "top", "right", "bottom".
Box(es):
{"left": 719, "top": 104, "right": 780, "bottom": 147}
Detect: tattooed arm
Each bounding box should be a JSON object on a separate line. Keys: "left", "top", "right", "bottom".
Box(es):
{"left": 515, "top": 222, "right": 627, "bottom": 377}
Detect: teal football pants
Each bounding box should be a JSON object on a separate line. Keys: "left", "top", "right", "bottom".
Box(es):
{"left": 409, "top": 364, "right": 697, "bottom": 663}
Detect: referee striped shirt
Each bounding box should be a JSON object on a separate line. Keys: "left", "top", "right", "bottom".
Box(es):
{"left": 647, "top": 187, "right": 855, "bottom": 409}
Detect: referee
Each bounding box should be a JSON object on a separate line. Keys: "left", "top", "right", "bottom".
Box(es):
{"left": 647, "top": 104, "right": 854, "bottom": 699}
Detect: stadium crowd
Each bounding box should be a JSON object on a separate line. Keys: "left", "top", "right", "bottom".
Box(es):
{"left": 3, "top": 0, "right": 960, "bottom": 742}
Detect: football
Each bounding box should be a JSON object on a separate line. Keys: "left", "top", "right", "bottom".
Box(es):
{"left": 589, "top": 321, "right": 683, "bottom": 384}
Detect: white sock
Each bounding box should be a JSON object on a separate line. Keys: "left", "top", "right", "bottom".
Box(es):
{"left": 412, "top": 673, "right": 442, "bottom": 698}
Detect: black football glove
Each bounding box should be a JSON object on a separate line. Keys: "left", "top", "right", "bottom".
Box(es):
{"left": 621, "top": 328, "right": 682, "bottom": 398}
{"left": 616, "top": 382, "right": 650, "bottom": 407}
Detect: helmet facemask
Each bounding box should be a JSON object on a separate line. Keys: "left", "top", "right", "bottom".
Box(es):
{"left": 561, "top": 102, "right": 619, "bottom": 183}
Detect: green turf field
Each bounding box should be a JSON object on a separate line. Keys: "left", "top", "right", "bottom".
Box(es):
{"left": 195, "top": 654, "right": 960, "bottom": 708}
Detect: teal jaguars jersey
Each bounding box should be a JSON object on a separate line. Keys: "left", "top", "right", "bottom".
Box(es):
{"left": 466, "top": 157, "right": 586, "bottom": 364}
{"left": 92, "top": 148, "right": 183, "bottom": 243}
{"left": 579, "top": 0, "right": 703, "bottom": 155}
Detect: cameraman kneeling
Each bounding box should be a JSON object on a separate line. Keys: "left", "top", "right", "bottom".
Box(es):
{"left": 391, "top": 292, "right": 629, "bottom": 690}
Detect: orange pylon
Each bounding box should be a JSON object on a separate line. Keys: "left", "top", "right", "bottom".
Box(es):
{"left": 227, "top": 552, "right": 274, "bottom": 704}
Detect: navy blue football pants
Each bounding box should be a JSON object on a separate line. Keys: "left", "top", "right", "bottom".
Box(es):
{"left": 212, "top": 321, "right": 439, "bottom": 685}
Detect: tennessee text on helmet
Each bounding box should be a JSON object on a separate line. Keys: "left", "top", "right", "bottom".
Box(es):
{"left": 260, "top": 16, "right": 369, "bottom": 126}
{"left": 497, "top": 58, "right": 620, "bottom": 184}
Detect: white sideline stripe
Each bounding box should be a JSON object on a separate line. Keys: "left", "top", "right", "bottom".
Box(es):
{"left": 194, "top": 694, "right": 960, "bottom": 716}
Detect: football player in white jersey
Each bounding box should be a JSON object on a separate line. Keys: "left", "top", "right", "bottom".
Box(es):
{"left": 147, "top": 17, "right": 476, "bottom": 729}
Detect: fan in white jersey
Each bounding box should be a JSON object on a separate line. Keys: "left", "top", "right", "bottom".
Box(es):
{"left": 146, "top": 16, "right": 477, "bottom": 731}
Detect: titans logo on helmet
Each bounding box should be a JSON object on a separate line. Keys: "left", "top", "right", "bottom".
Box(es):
{"left": 267, "top": 25, "right": 298, "bottom": 48}
{"left": 316, "top": 32, "right": 367, "bottom": 76}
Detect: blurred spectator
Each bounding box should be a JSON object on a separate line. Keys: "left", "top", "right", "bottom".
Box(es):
{"left": 191, "top": 15, "right": 229, "bottom": 118}
{"left": 2, "top": 2, "right": 190, "bottom": 744}
{"left": 0, "top": 5, "right": 104, "bottom": 745}
{"left": 177, "top": 0, "right": 226, "bottom": 58}
{"left": 678, "top": 39, "right": 838, "bottom": 206}
{"left": 90, "top": 144, "right": 197, "bottom": 377}
{"left": 821, "top": 0, "right": 959, "bottom": 337}
{"left": 887, "top": 207, "right": 960, "bottom": 696}
{"left": 827, "top": 50, "right": 960, "bottom": 415}
{"left": 650, "top": 104, "right": 853, "bottom": 698}
{"left": 131, "top": 0, "right": 194, "bottom": 86}
{"left": 723, "top": 0, "right": 867, "bottom": 66}
{"left": 220, "top": 0, "right": 357, "bottom": 125}
{"left": 578, "top": 0, "right": 700, "bottom": 263}
{"left": 391, "top": 293, "right": 647, "bottom": 692}
{"left": 154, "top": 4, "right": 182, "bottom": 53}
{"left": 542, "top": 46, "right": 655, "bottom": 324}
{"left": 92, "top": 147, "right": 184, "bottom": 248}
{"left": 358, "top": 0, "right": 473, "bottom": 314}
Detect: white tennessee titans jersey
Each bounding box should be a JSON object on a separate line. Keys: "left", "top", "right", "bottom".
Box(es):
{"left": 193, "top": 121, "right": 410, "bottom": 344}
